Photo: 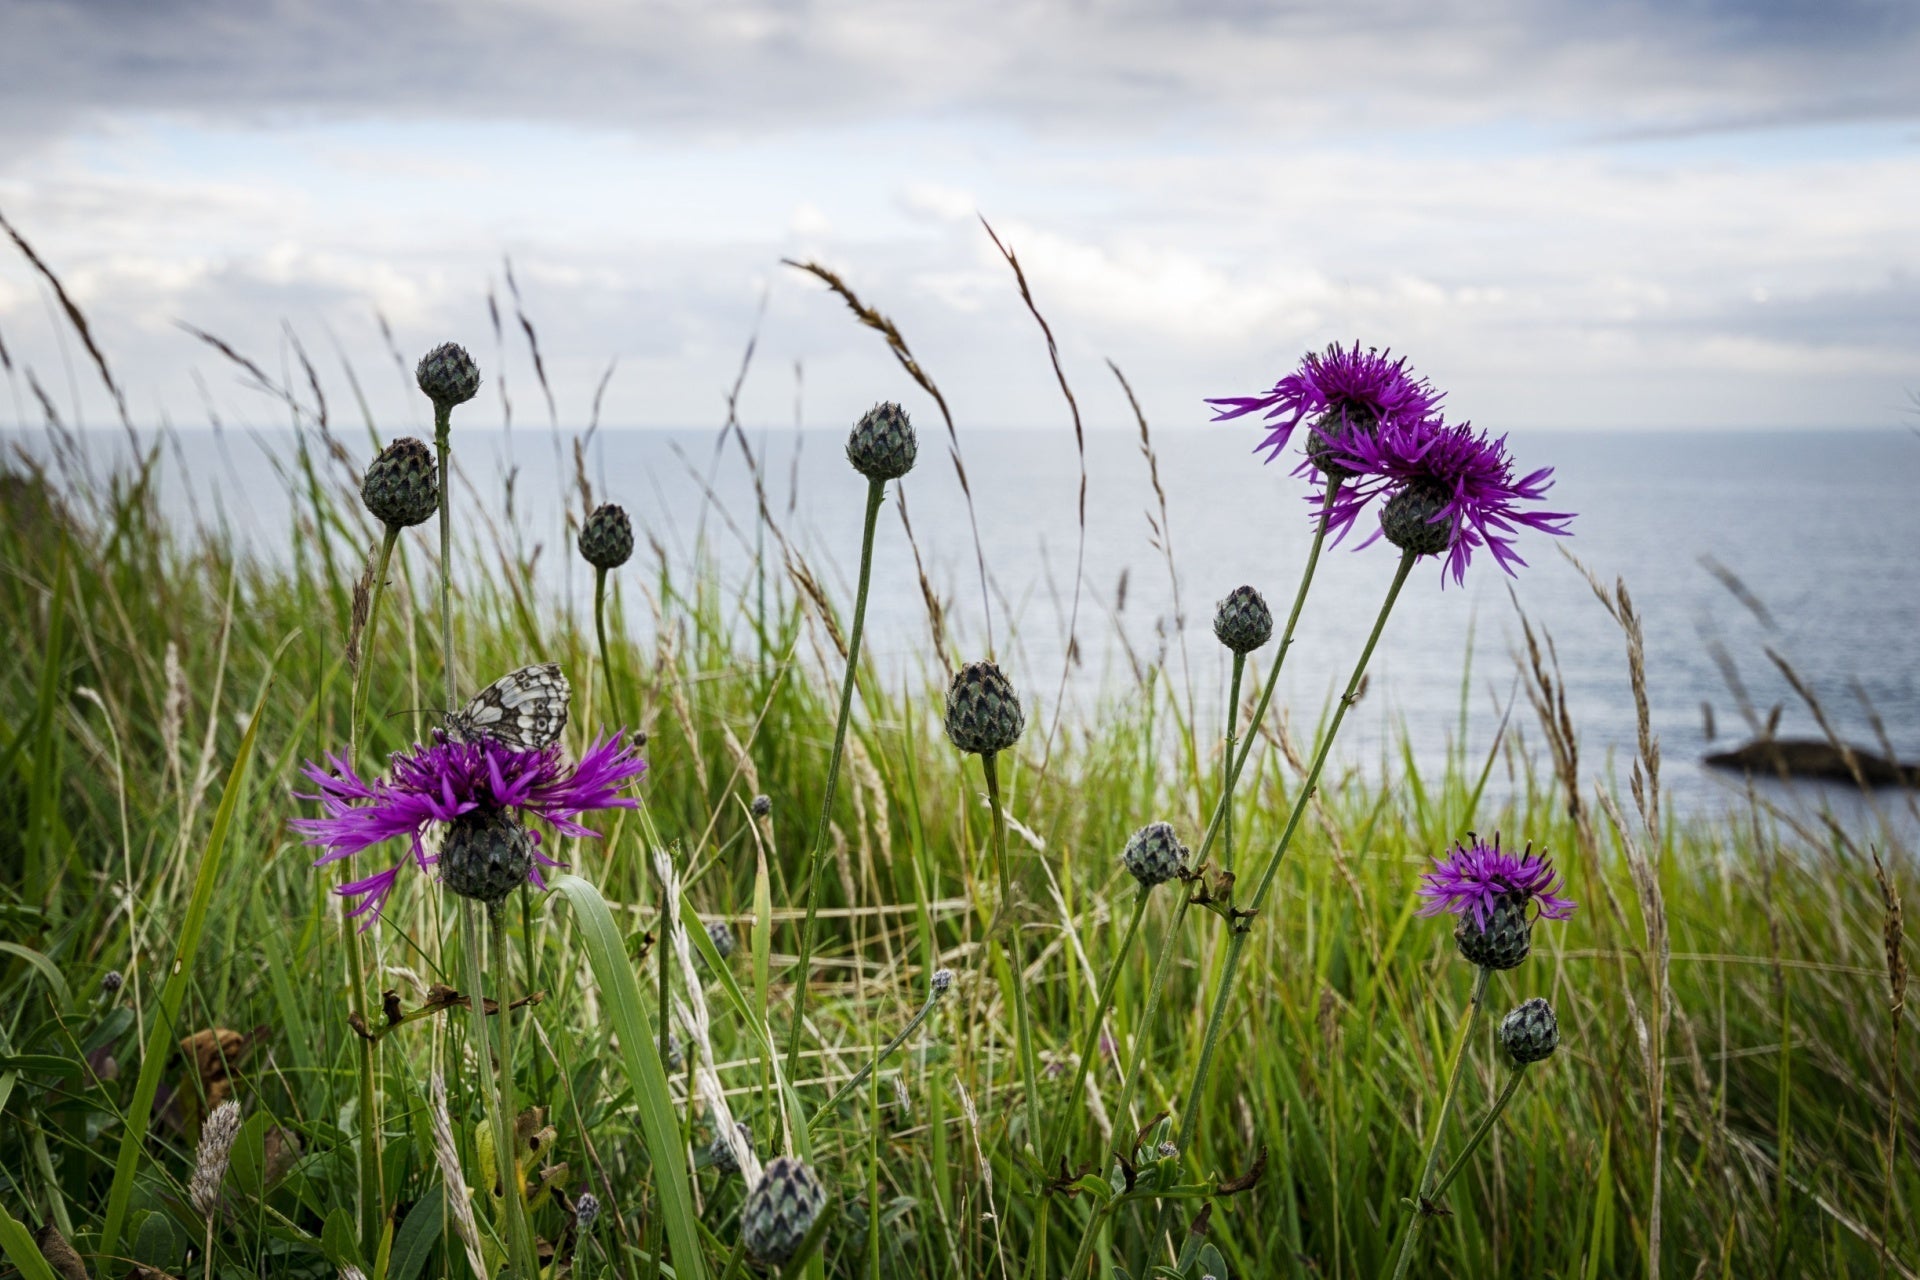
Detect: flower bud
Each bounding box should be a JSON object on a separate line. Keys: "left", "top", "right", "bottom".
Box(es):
{"left": 741, "top": 1155, "right": 827, "bottom": 1264}
{"left": 416, "top": 343, "right": 480, "bottom": 414}
{"left": 361, "top": 437, "right": 439, "bottom": 529}
{"left": 944, "top": 661, "right": 1024, "bottom": 756}
{"left": 1212, "top": 584, "right": 1273, "bottom": 654}
{"left": 845, "top": 401, "right": 917, "bottom": 482}
{"left": 1455, "top": 893, "right": 1533, "bottom": 971}
{"left": 578, "top": 502, "right": 634, "bottom": 570}
{"left": 1498, "top": 997, "right": 1560, "bottom": 1065}
{"left": 1122, "top": 822, "right": 1187, "bottom": 888}
{"left": 439, "top": 808, "right": 534, "bottom": 906}
{"left": 1381, "top": 479, "right": 1456, "bottom": 557}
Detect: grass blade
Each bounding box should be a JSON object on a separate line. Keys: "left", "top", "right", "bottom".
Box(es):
{"left": 549, "top": 873, "right": 709, "bottom": 1280}
{"left": 97, "top": 631, "right": 296, "bottom": 1267}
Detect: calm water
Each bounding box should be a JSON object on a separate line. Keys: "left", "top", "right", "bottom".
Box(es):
{"left": 12, "top": 423, "right": 1920, "bottom": 825}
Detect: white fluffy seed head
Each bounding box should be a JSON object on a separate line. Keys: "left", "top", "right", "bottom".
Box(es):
{"left": 190, "top": 1100, "right": 243, "bottom": 1219}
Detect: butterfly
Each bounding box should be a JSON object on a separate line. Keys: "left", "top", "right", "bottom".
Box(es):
{"left": 446, "top": 663, "right": 571, "bottom": 750}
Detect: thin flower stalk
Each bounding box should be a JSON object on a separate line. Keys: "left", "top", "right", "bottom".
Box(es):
{"left": 1428, "top": 1065, "right": 1529, "bottom": 1203}
{"left": 593, "top": 565, "right": 622, "bottom": 726}
{"left": 1389, "top": 965, "right": 1491, "bottom": 1280}
{"left": 983, "top": 750, "right": 1045, "bottom": 1151}
{"left": 343, "top": 523, "right": 399, "bottom": 1248}
{"left": 1039, "top": 889, "right": 1151, "bottom": 1170}
{"left": 1172, "top": 548, "right": 1418, "bottom": 1156}
{"left": 459, "top": 899, "right": 539, "bottom": 1280}
{"left": 813, "top": 969, "right": 955, "bottom": 1124}
{"left": 787, "top": 477, "right": 887, "bottom": 1078}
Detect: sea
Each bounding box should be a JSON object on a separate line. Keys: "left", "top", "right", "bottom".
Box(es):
{"left": 9, "top": 422, "right": 1919, "bottom": 831}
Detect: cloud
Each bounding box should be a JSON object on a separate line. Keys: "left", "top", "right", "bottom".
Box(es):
{"left": 1, "top": 0, "right": 1916, "bottom": 434}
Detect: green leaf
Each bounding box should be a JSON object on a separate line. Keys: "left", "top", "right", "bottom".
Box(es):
{"left": 549, "top": 873, "right": 709, "bottom": 1280}
{"left": 0, "top": 942, "right": 70, "bottom": 1008}
{"left": 0, "top": 1205, "right": 59, "bottom": 1280}
{"left": 322, "top": 1204, "right": 363, "bottom": 1270}
{"left": 97, "top": 631, "right": 295, "bottom": 1270}
{"left": 387, "top": 1185, "right": 445, "bottom": 1280}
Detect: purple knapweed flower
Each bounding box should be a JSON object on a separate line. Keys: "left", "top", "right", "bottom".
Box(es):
{"left": 1322, "top": 415, "right": 1573, "bottom": 585}
{"left": 1206, "top": 342, "right": 1443, "bottom": 468}
{"left": 294, "top": 731, "right": 645, "bottom": 923}
{"left": 1415, "top": 833, "right": 1575, "bottom": 930}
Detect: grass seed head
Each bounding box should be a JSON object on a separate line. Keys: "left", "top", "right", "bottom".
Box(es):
{"left": 360, "top": 436, "right": 439, "bottom": 530}
{"left": 190, "top": 1099, "right": 243, "bottom": 1220}
{"left": 578, "top": 502, "right": 634, "bottom": 570}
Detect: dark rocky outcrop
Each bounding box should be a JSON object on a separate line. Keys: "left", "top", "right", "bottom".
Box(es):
{"left": 1704, "top": 737, "right": 1918, "bottom": 788}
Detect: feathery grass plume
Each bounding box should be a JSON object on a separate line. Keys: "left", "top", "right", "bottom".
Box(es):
{"left": 189, "top": 1100, "right": 242, "bottom": 1220}
{"left": 787, "top": 401, "right": 911, "bottom": 1077}
{"left": 339, "top": 1268, "right": 369, "bottom": 1280}
{"left": 653, "top": 844, "right": 761, "bottom": 1185}
{"left": 741, "top": 1156, "right": 828, "bottom": 1265}
{"left": 427, "top": 1073, "right": 491, "bottom": 1280}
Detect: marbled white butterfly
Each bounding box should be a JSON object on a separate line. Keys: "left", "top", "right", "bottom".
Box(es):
{"left": 446, "top": 663, "right": 571, "bottom": 750}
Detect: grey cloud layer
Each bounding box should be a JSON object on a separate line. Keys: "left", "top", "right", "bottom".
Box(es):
{"left": 6, "top": 0, "right": 1920, "bottom": 151}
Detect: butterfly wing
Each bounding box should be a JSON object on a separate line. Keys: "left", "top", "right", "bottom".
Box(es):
{"left": 451, "top": 663, "right": 571, "bottom": 749}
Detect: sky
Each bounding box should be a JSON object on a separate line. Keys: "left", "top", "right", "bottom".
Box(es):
{"left": 0, "top": 0, "right": 1917, "bottom": 435}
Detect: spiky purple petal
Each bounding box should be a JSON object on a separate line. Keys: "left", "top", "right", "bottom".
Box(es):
{"left": 294, "top": 730, "right": 645, "bottom": 924}
{"left": 1323, "top": 417, "right": 1573, "bottom": 585}
{"left": 1207, "top": 342, "right": 1443, "bottom": 463}
{"left": 1416, "top": 833, "right": 1576, "bottom": 929}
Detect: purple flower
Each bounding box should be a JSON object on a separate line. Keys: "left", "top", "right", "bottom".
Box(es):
{"left": 1207, "top": 342, "right": 1443, "bottom": 466}
{"left": 1323, "top": 416, "right": 1573, "bottom": 585}
{"left": 294, "top": 731, "right": 645, "bottom": 923}
{"left": 1415, "top": 833, "right": 1575, "bottom": 930}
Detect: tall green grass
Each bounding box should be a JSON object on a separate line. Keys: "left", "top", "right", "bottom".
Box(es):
{"left": 0, "top": 376, "right": 1913, "bottom": 1279}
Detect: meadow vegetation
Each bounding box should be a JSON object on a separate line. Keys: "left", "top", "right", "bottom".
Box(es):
{"left": 0, "top": 262, "right": 1913, "bottom": 1280}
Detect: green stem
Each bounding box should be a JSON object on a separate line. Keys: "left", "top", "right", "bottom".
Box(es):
{"left": 434, "top": 408, "right": 456, "bottom": 714}
{"left": 786, "top": 478, "right": 886, "bottom": 1079}
{"left": 1111, "top": 895, "right": 1191, "bottom": 1140}
{"left": 1220, "top": 652, "right": 1245, "bottom": 878}
{"left": 594, "top": 565, "right": 623, "bottom": 726}
{"left": 1041, "top": 890, "right": 1152, "bottom": 1170}
{"left": 1180, "top": 478, "right": 1342, "bottom": 890}
{"left": 488, "top": 904, "right": 539, "bottom": 1280}
{"left": 519, "top": 883, "right": 547, "bottom": 1104}
{"left": 458, "top": 900, "right": 533, "bottom": 1280}
{"left": 1173, "top": 549, "right": 1417, "bottom": 1160}
{"left": 1064, "top": 1201, "right": 1113, "bottom": 1279}
{"left": 813, "top": 987, "right": 949, "bottom": 1124}
{"left": 345, "top": 524, "right": 399, "bottom": 1249}
{"left": 1429, "top": 1062, "right": 1528, "bottom": 1204}
{"left": 984, "top": 750, "right": 1044, "bottom": 1150}
{"left": 1388, "top": 965, "right": 1491, "bottom": 1280}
